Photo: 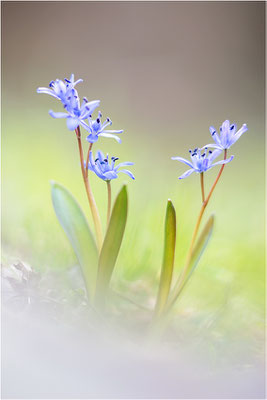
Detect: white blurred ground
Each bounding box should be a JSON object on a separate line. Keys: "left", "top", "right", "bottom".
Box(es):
{"left": 1, "top": 261, "right": 265, "bottom": 399}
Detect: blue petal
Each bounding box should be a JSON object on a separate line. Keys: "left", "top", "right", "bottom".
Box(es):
{"left": 66, "top": 117, "right": 79, "bottom": 131}
{"left": 171, "top": 156, "right": 194, "bottom": 168}
{"left": 208, "top": 149, "right": 222, "bottom": 162}
{"left": 114, "top": 161, "right": 134, "bottom": 171}
{"left": 118, "top": 169, "right": 135, "bottom": 180}
{"left": 98, "top": 133, "right": 122, "bottom": 143}
{"left": 86, "top": 134, "right": 99, "bottom": 143}
{"left": 103, "top": 171, "right": 118, "bottom": 180}
{"left": 96, "top": 151, "right": 105, "bottom": 162}
{"left": 178, "top": 168, "right": 195, "bottom": 179}
{"left": 49, "top": 110, "right": 69, "bottom": 118}
{"left": 101, "top": 129, "right": 123, "bottom": 134}
{"left": 37, "top": 87, "right": 59, "bottom": 99}
{"left": 202, "top": 143, "right": 223, "bottom": 150}
{"left": 212, "top": 155, "right": 234, "bottom": 167}
{"left": 230, "top": 124, "right": 248, "bottom": 146}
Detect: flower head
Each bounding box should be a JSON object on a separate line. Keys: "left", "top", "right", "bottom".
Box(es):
{"left": 37, "top": 74, "right": 83, "bottom": 106}
{"left": 86, "top": 150, "right": 135, "bottom": 181}
{"left": 49, "top": 95, "right": 100, "bottom": 131}
{"left": 204, "top": 119, "right": 248, "bottom": 150}
{"left": 85, "top": 111, "right": 123, "bottom": 143}
{"left": 37, "top": 74, "right": 100, "bottom": 131}
{"left": 172, "top": 148, "right": 234, "bottom": 179}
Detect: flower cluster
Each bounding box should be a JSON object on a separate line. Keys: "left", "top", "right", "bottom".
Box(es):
{"left": 37, "top": 74, "right": 134, "bottom": 182}
{"left": 172, "top": 120, "right": 247, "bottom": 179}
{"left": 37, "top": 74, "right": 123, "bottom": 144}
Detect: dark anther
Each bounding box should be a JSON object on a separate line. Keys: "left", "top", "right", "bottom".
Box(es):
{"left": 95, "top": 158, "right": 99, "bottom": 162}
{"left": 189, "top": 149, "right": 192, "bottom": 153}
{"left": 104, "top": 159, "right": 108, "bottom": 162}
{"left": 201, "top": 154, "right": 205, "bottom": 157}
{"left": 220, "top": 127, "right": 222, "bottom": 131}
{"left": 230, "top": 125, "right": 234, "bottom": 130}
{"left": 194, "top": 148, "right": 198, "bottom": 152}
{"left": 89, "top": 115, "right": 92, "bottom": 118}
{"left": 65, "top": 79, "right": 71, "bottom": 83}
{"left": 83, "top": 97, "right": 88, "bottom": 102}
{"left": 49, "top": 81, "right": 54, "bottom": 88}
{"left": 107, "top": 118, "right": 110, "bottom": 122}
{"left": 209, "top": 150, "right": 212, "bottom": 154}
{"left": 100, "top": 161, "right": 105, "bottom": 165}
{"left": 212, "top": 131, "right": 216, "bottom": 136}
{"left": 97, "top": 118, "right": 100, "bottom": 123}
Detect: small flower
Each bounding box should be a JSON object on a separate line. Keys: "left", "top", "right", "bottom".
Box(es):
{"left": 85, "top": 111, "right": 123, "bottom": 143}
{"left": 49, "top": 95, "right": 100, "bottom": 131}
{"left": 86, "top": 150, "right": 135, "bottom": 181}
{"left": 204, "top": 119, "right": 248, "bottom": 150}
{"left": 172, "top": 148, "right": 234, "bottom": 179}
{"left": 37, "top": 74, "right": 83, "bottom": 105}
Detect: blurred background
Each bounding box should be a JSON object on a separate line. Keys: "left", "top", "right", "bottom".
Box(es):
{"left": 2, "top": 1, "right": 265, "bottom": 398}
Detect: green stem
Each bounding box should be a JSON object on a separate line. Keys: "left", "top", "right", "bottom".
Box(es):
{"left": 165, "top": 149, "right": 228, "bottom": 313}
{"left": 75, "top": 127, "right": 103, "bottom": 252}
{"left": 106, "top": 180, "right": 112, "bottom": 227}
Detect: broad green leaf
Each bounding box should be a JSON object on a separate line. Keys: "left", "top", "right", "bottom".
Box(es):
{"left": 165, "top": 214, "right": 215, "bottom": 313}
{"left": 51, "top": 181, "right": 98, "bottom": 301}
{"left": 95, "top": 185, "right": 128, "bottom": 308}
{"left": 154, "top": 200, "right": 176, "bottom": 317}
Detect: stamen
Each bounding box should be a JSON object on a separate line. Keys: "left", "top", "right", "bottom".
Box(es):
{"left": 96, "top": 118, "right": 100, "bottom": 123}
{"left": 209, "top": 150, "right": 212, "bottom": 154}
{"left": 212, "top": 131, "right": 216, "bottom": 136}
{"left": 230, "top": 125, "right": 234, "bottom": 130}
{"left": 189, "top": 149, "right": 192, "bottom": 153}
{"left": 95, "top": 158, "right": 99, "bottom": 162}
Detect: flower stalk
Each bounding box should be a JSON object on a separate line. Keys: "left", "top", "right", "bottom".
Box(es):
{"left": 165, "top": 149, "right": 228, "bottom": 313}
{"left": 106, "top": 181, "right": 112, "bottom": 227}
{"left": 75, "top": 126, "right": 103, "bottom": 252}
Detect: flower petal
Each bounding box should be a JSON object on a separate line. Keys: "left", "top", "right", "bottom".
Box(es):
{"left": 212, "top": 155, "right": 234, "bottom": 167}
{"left": 66, "top": 117, "right": 79, "bottom": 131}
{"left": 37, "top": 87, "right": 59, "bottom": 99}
{"left": 98, "top": 133, "right": 122, "bottom": 143}
{"left": 103, "top": 171, "right": 118, "bottom": 180}
{"left": 49, "top": 110, "right": 69, "bottom": 118}
{"left": 101, "top": 129, "right": 123, "bottom": 134}
{"left": 230, "top": 124, "right": 248, "bottom": 145}
{"left": 86, "top": 134, "right": 99, "bottom": 143}
{"left": 202, "top": 144, "right": 223, "bottom": 150}
{"left": 178, "top": 168, "right": 195, "bottom": 179}
{"left": 114, "top": 162, "right": 134, "bottom": 171}
{"left": 118, "top": 169, "right": 135, "bottom": 180}
{"left": 171, "top": 156, "right": 194, "bottom": 168}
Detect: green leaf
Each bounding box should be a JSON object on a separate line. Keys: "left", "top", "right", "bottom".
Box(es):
{"left": 165, "top": 214, "right": 215, "bottom": 313}
{"left": 154, "top": 199, "right": 176, "bottom": 317}
{"left": 95, "top": 185, "right": 128, "bottom": 308}
{"left": 51, "top": 181, "right": 98, "bottom": 301}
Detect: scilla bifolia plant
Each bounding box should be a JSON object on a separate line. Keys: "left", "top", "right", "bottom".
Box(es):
{"left": 153, "top": 120, "right": 248, "bottom": 324}
{"left": 38, "top": 76, "right": 247, "bottom": 322}
{"left": 37, "top": 74, "right": 134, "bottom": 308}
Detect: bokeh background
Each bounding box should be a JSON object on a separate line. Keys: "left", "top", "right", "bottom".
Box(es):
{"left": 2, "top": 1, "right": 265, "bottom": 397}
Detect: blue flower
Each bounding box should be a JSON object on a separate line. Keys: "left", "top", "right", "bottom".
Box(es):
{"left": 86, "top": 150, "right": 135, "bottom": 181}
{"left": 37, "top": 74, "right": 82, "bottom": 106}
{"left": 85, "top": 111, "right": 123, "bottom": 143}
{"left": 204, "top": 119, "right": 248, "bottom": 150}
{"left": 172, "top": 148, "right": 234, "bottom": 179}
{"left": 49, "top": 95, "right": 100, "bottom": 131}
